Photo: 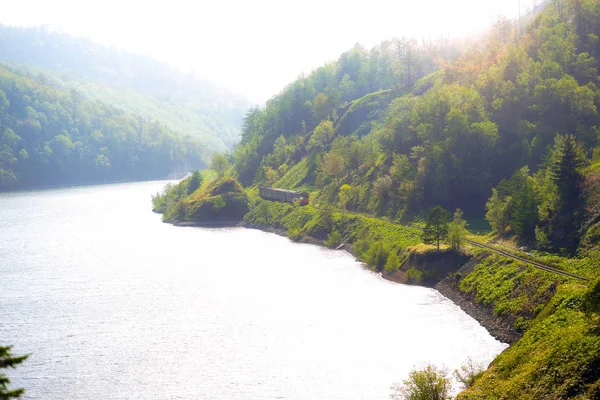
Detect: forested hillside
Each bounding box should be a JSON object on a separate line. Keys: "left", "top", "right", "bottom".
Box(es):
{"left": 0, "top": 64, "right": 204, "bottom": 189}
{"left": 233, "top": 0, "right": 600, "bottom": 256}
{"left": 0, "top": 25, "right": 249, "bottom": 154}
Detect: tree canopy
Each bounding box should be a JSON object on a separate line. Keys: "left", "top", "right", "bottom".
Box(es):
{"left": 0, "top": 64, "right": 206, "bottom": 190}
{"left": 229, "top": 0, "right": 600, "bottom": 256}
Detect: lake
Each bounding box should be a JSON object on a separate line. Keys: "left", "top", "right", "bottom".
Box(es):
{"left": 0, "top": 181, "right": 507, "bottom": 399}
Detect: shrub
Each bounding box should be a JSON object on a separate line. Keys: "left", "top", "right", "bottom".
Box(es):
{"left": 364, "top": 240, "right": 389, "bottom": 271}
{"left": 390, "top": 364, "right": 452, "bottom": 400}
{"left": 325, "top": 229, "right": 343, "bottom": 248}
{"left": 384, "top": 250, "right": 401, "bottom": 273}
{"left": 584, "top": 278, "right": 600, "bottom": 314}
{"left": 288, "top": 227, "right": 303, "bottom": 242}
{"left": 405, "top": 267, "right": 424, "bottom": 283}
{"left": 187, "top": 170, "right": 203, "bottom": 195}
{"left": 454, "top": 358, "right": 484, "bottom": 389}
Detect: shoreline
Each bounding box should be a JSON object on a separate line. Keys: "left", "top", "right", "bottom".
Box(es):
{"left": 160, "top": 217, "right": 514, "bottom": 345}
{"left": 238, "top": 221, "right": 514, "bottom": 345}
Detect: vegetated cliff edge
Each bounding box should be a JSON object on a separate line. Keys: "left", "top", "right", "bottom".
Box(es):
{"left": 152, "top": 175, "right": 249, "bottom": 226}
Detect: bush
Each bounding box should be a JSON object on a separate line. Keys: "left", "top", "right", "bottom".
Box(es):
{"left": 405, "top": 267, "right": 424, "bottom": 283}
{"left": 454, "top": 358, "right": 484, "bottom": 389}
{"left": 390, "top": 364, "right": 452, "bottom": 400}
{"left": 363, "top": 240, "right": 389, "bottom": 271}
{"left": 584, "top": 278, "right": 600, "bottom": 314}
{"left": 187, "top": 170, "right": 203, "bottom": 194}
{"left": 384, "top": 250, "right": 401, "bottom": 273}
{"left": 325, "top": 229, "right": 342, "bottom": 248}
{"left": 287, "top": 227, "right": 303, "bottom": 242}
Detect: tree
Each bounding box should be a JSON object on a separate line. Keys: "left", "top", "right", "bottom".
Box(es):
{"left": 544, "top": 134, "right": 587, "bottom": 252}
{"left": 384, "top": 250, "right": 401, "bottom": 273}
{"left": 447, "top": 208, "right": 468, "bottom": 252}
{"left": 339, "top": 184, "right": 359, "bottom": 211}
{"left": 187, "top": 170, "right": 203, "bottom": 195}
{"left": 211, "top": 154, "right": 230, "bottom": 178}
{"left": 0, "top": 345, "right": 27, "bottom": 399}
{"left": 485, "top": 188, "right": 511, "bottom": 234}
{"left": 307, "top": 120, "right": 334, "bottom": 152}
{"left": 322, "top": 152, "right": 345, "bottom": 184}
{"left": 503, "top": 167, "right": 539, "bottom": 241}
{"left": 390, "top": 364, "right": 452, "bottom": 400}
{"left": 423, "top": 206, "right": 451, "bottom": 250}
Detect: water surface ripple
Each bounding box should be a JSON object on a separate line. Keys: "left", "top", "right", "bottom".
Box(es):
{"left": 0, "top": 181, "right": 507, "bottom": 399}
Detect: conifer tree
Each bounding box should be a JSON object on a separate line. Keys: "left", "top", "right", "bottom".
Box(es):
{"left": 0, "top": 345, "right": 27, "bottom": 399}
{"left": 539, "top": 135, "right": 587, "bottom": 253}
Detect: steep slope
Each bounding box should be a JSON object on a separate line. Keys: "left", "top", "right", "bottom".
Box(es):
{"left": 0, "top": 25, "right": 249, "bottom": 154}
{"left": 233, "top": 0, "right": 600, "bottom": 249}
{"left": 0, "top": 64, "right": 203, "bottom": 189}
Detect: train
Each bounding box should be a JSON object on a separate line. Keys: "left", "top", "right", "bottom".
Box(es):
{"left": 259, "top": 187, "right": 309, "bottom": 206}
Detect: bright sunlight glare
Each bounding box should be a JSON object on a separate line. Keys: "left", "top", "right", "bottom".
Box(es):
{"left": 1, "top": 0, "right": 528, "bottom": 102}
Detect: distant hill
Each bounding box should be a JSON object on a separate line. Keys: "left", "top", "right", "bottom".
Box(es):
{"left": 0, "top": 25, "right": 250, "bottom": 154}
{"left": 0, "top": 63, "right": 205, "bottom": 189}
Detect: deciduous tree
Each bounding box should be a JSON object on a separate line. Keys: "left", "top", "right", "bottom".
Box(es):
{"left": 447, "top": 208, "right": 468, "bottom": 251}
{"left": 423, "top": 206, "right": 451, "bottom": 250}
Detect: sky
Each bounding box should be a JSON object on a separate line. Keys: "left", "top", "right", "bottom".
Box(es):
{"left": 0, "top": 0, "right": 528, "bottom": 103}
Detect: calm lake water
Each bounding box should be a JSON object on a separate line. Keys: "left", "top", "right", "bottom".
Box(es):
{"left": 0, "top": 181, "right": 507, "bottom": 399}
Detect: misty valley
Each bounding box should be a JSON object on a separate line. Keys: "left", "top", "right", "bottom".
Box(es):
{"left": 1, "top": 0, "right": 600, "bottom": 399}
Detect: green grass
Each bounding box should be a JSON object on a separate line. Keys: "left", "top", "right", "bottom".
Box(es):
{"left": 459, "top": 283, "right": 600, "bottom": 399}
{"left": 460, "top": 254, "right": 562, "bottom": 331}
{"left": 244, "top": 190, "right": 422, "bottom": 271}
{"left": 275, "top": 158, "right": 310, "bottom": 189}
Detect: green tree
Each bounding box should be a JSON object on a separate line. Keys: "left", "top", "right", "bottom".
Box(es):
{"left": 542, "top": 134, "right": 587, "bottom": 252}
{"left": 322, "top": 151, "right": 345, "bottom": 184}
{"left": 338, "top": 184, "right": 359, "bottom": 210}
{"left": 211, "top": 154, "right": 230, "bottom": 178}
{"left": 187, "top": 170, "right": 203, "bottom": 195}
{"left": 390, "top": 364, "right": 452, "bottom": 400}
{"left": 423, "top": 206, "right": 451, "bottom": 250}
{"left": 0, "top": 345, "right": 27, "bottom": 399}
{"left": 485, "top": 188, "right": 511, "bottom": 234}
{"left": 508, "top": 167, "right": 539, "bottom": 241}
{"left": 307, "top": 120, "right": 334, "bottom": 152}
{"left": 447, "top": 208, "right": 468, "bottom": 252}
{"left": 384, "top": 250, "right": 401, "bottom": 273}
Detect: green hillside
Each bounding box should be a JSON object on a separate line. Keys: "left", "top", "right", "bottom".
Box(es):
{"left": 233, "top": 0, "right": 600, "bottom": 256}
{"left": 0, "top": 25, "right": 249, "bottom": 155}
{"left": 0, "top": 64, "right": 204, "bottom": 189}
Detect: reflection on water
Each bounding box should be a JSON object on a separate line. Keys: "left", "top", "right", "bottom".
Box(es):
{"left": 0, "top": 181, "right": 507, "bottom": 400}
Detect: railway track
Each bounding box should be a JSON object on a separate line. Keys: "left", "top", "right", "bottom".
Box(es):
{"left": 310, "top": 206, "right": 591, "bottom": 283}
{"left": 466, "top": 239, "right": 590, "bottom": 282}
